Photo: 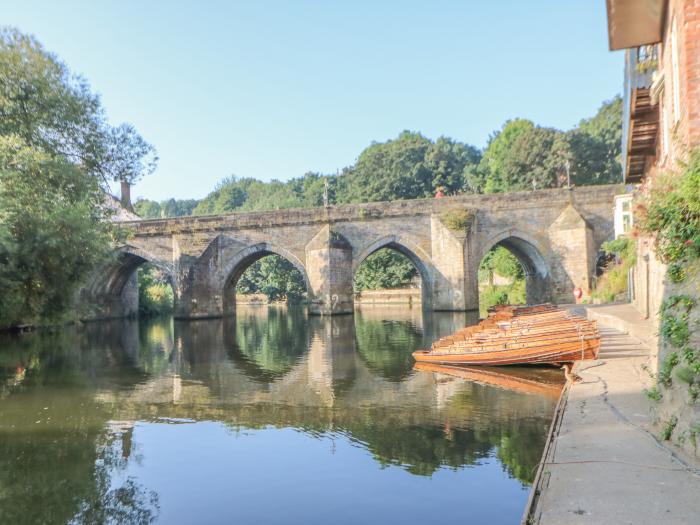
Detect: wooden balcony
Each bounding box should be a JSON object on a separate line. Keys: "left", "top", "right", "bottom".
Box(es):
{"left": 622, "top": 47, "right": 659, "bottom": 183}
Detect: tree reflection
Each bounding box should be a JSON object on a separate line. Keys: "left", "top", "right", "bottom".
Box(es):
{"left": 223, "top": 306, "right": 310, "bottom": 383}
{"left": 353, "top": 316, "right": 422, "bottom": 381}
{"left": 0, "top": 309, "right": 557, "bottom": 525}
{"left": 0, "top": 329, "right": 159, "bottom": 525}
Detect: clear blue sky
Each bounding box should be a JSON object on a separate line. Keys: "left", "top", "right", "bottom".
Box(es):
{"left": 3, "top": 1, "right": 623, "bottom": 201}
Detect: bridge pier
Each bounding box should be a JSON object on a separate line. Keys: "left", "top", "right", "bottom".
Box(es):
{"left": 427, "top": 214, "right": 473, "bottom": 311}
{"left": 306, "top": 225, "right": 354, "bottom": 315}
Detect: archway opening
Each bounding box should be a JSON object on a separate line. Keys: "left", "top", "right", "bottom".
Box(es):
{"left": 223, "top": 251, "right": 308, "bottom": 315}
{"left": 96, "top": 252, "right": 175, "bottom": 319}
{"left": 478, "top": 247, "right": 526, "bottom": 316}
{"left": 136, "top": 263, "right": 175, "bottom": 317}
{"left": 477, "top": 237, "right": 549, "bottom": 316}
{"left": 353, "top": 243, "right": 426, "bottom": 307}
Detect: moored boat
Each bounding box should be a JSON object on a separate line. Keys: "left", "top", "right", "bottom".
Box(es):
{"left": 412, "top": 304, "right": 600, "bottom": 366}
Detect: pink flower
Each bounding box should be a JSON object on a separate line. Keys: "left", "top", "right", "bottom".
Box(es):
{"left": 685, "top": 239, "right": 694, "bottom": 246}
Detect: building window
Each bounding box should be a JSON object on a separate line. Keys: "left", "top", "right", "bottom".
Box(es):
{"left": 622, "top": 213, "right": 632, "bottom": 234}
{"left": 621, "top": 200, "right": 632, "bottom": 233}
{"left": 671, "top": 18, "right": 681, "bottom": 123}
{"left": 614, "top": 195, "right": 634, "bottom": 238}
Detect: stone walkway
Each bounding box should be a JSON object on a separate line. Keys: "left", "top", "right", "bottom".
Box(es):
{"left": 526, "top": 304, "right": 700, "bottom": 525}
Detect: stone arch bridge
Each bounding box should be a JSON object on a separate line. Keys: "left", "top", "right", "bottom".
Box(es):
{"left": 86, "top": 185, "right": 621, "bottom": 318}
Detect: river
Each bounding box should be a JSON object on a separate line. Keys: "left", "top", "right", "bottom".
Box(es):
{"left": 0, "top": 305, "right": 562, "bottom": 524}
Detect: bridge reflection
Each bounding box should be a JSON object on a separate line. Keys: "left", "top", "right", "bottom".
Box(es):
{"left": 0, "top": 307, "right": 561, "bottom": 524}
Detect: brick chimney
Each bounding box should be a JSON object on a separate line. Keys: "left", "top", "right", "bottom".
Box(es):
{"left": 120, "top": 180, "right": 133, "bottom": 212}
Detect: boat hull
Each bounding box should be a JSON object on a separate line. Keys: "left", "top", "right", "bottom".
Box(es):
{"left": 412, "top": 340, "right": 599, "bottom": 366}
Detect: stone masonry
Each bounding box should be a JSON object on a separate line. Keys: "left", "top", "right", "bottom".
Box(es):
{"left": 85, "top": 185, "right": 621, "bottom": 318}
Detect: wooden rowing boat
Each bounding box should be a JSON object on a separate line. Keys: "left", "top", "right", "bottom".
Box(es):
{"left": 412, "top": 303, "right": 600, "bottom": 366}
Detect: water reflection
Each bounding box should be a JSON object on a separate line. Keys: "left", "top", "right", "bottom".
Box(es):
{"left": 0, "top": 306, "right": 562, "bottom": 525}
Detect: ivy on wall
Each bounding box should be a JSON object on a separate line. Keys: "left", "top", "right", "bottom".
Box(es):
{"left": 637, "top": 151, "right": 700, "bottom": 447}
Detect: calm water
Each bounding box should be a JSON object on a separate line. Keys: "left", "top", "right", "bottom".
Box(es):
{"left": 0, "top": 306, "right": 562, "bottom": 525}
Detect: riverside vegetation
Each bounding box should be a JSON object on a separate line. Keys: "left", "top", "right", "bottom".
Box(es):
{"left": 1, "top": 27, "right": 624, "bottom": 327}
{"left": 0, "top": 28, "right": 156, "bottom": 330}
{"left": 634, "top": 151, "right": 700, "bottom": 450}
{"left": 591, "top": 237, "right": 637, "bottom": 303}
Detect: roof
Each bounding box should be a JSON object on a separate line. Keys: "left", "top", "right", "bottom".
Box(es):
{"left": 606, "top": 0, "right": 665, "bottom": 50}
{"left": 105, "top": 194, "right": 141, "bottom": 222}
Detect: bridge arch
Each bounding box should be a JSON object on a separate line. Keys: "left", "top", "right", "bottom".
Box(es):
{"left": 87, "top": 245, "right": 176, "bottom": 318}
{"left": 221, "top": 242, "right": 311, "bottom": 315}
{"left": 352, "top": 235, "right": 433, "bottom": 306}
{"left": 476, "top": 229, "right": 551, "bottom": 306}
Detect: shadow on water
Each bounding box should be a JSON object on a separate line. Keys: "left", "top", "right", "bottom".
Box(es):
{"left": 0, "top": 305, "right": 562, "bottom": 524}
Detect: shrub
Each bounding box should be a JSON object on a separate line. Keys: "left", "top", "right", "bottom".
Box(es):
{"left": 441, "top": 209, "right": 474, "bottom": 232}
{"left": 138, "top": 264, "right": 174, "bottom": 317}
{"left": 658, "top": 351, "right": 680, "bottom": 386}
{"left": 637, "top": 152, "right": 700, "bottom": 263}
{"left": 645, "top": 386, "right": 662, "bottom": 402}
{"left": 592, "top": 237, "right": 637, "bottom": 302}
{"left": 601, "top": 237, "right": 636, "bottom": 259}
{"left": 479, "top": 279, "right": 526, "bottom": 316}
{"left": 659, "top": 295, "right": 694, "bottom": 348}
{"left": 675, "top": 366, "right": 697, "bottom": 385}
{"left": 661, "top": 416, "right": 678, "bottom": 441}
{"left": 682, "top": 347, "right": 700, "bottom": 374}
{"left": 660, "top": 316, "right": 690, "bottom": 348}
{"left": 668, "top": 263, "right": 687, "bottom": 283}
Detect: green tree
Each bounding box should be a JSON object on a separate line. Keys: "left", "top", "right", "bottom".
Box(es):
{"left": 133, "top": 199, "right": 161, "bottom": 218}
{"left": 474, "top": 120, "right": 568, "bottom": 193}
{"left": 499, "top": 125, "right": 563, "bottom": 191}
{"left": 425, "top": 137, "right": 481, "bottom": 194}
{"left": 339, "top": 131, "right": 480, "bottom": 203}
{"left": 478, "top": 246, "right": 526, "bottom": 314}
{"left": 0, "top": 28, "right": 104, "bottom": 172}
{"left": 0, "top": 138, "right": 114, "bottom": 327}
{"left": 353, "top": 248, "right": 418, "bottom": 291}
{"left": 161, "top": 198, "right": 198, "bottom": 217}
{"left": 99, "top": 123, "right": 157, "bottom": 185}
{"left": 137, "top": 264, "right": 173, "bottom": 316}
{"left": 469, "top": 99, "right": 622, "bottom": 193}
{"left": 0, "top": 28, "right": 154, "bottom": 328}
{"left": 479, "top": 246, "right": 525, "bottom": 284}
{"left": 149, "top": 100, "right": 621, "bottom": 300}
{"left": 479, "top": 119, "right": 535, "bottom": 193}
{"left": 236, "top": 255, "right": 306, "bottom": 302}
{"left": 134, "top": 198, "right": 198, "bottom": 218}
{"left": 565, "top": 96, "right": 623, "bottom": 185}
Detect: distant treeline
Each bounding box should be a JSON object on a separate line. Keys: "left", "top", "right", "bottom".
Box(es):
{"left": 135, "top": 98, "right": 621, "bottom": 218}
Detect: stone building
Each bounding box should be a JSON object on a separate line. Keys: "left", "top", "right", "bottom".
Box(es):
{"left": 607, "top": 0, "right": 700, "bottom": 320}
{"left": 607, "top": 0, "right": 700, "bottom": 455}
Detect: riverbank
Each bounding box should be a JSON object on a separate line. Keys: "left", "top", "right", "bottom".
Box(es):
{"left": 524, "top": 304, "right": 700, "bottom": 524}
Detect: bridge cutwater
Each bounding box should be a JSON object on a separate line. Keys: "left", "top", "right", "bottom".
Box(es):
{"left": 85, "top": 185, "right": 621, "bottom": 318}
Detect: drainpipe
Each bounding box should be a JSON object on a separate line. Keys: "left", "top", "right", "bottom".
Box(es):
{"left": 643, "top": 253, "right": 650, "bottom": 319}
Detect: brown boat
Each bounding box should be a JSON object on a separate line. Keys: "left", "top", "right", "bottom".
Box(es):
{"left": 412, "top": 304, "right": 600, "bottom": 366}
{"left": 413, "top": 362, "right": 564, "bottom": 399}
